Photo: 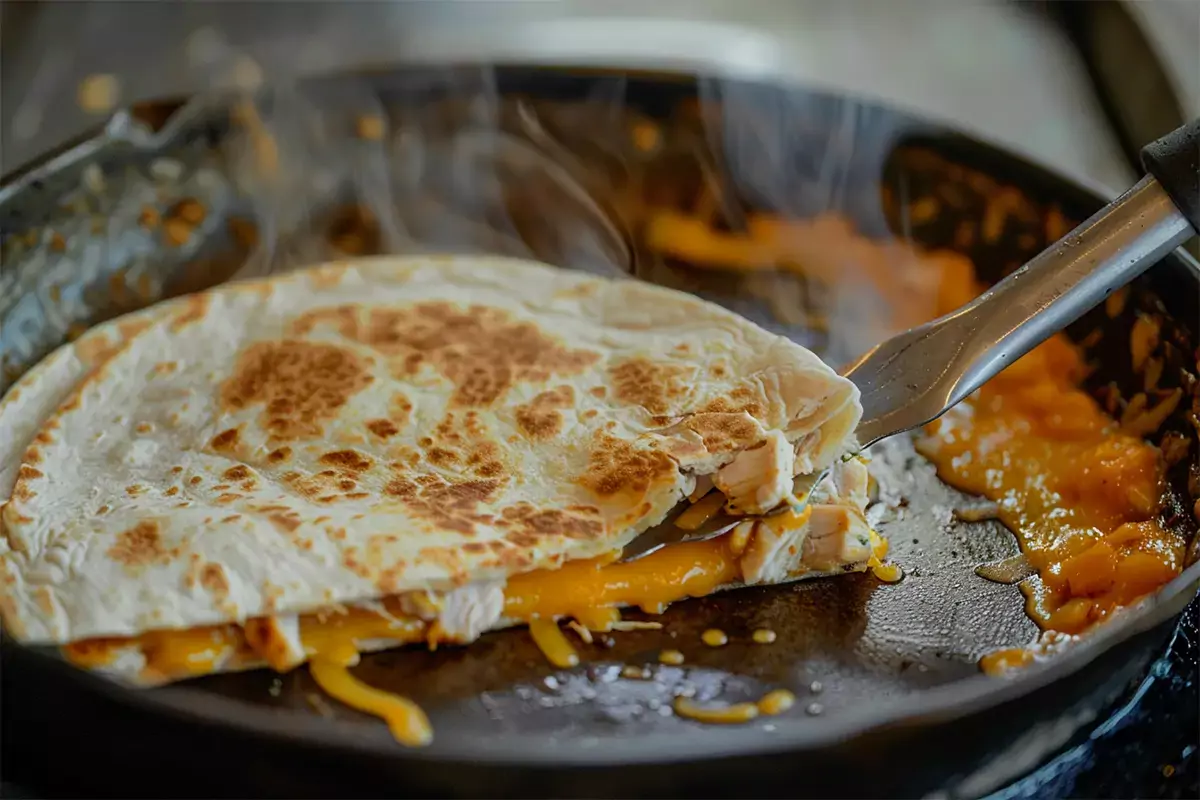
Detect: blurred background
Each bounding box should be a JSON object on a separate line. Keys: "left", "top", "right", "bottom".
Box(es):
{"left": 1, "top": 2, "right": 1198, "bottom": 798}
{"left": 2, "top": 0, "right": 1197, "bottom": 188}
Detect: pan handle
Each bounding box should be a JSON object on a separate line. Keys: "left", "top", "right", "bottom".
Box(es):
{"left": 1140, "top": 117, "right": 1200, "bottom": 233}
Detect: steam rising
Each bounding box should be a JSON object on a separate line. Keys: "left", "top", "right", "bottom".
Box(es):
{"left": 2, "top": 29, "right": 944, "bottom": 387}
{"left": 210, "top": 60, "right": 635, "bottom": 285}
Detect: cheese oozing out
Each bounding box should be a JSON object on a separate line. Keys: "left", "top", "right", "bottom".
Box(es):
{"left": 61, "top": 464, "right": 877, "bottom": 746}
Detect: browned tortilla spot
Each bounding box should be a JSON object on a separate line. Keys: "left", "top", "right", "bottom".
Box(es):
{"left": 501, "top": 502, "right": 605, "bottom": 546}
{"left": 578, "top": 431, "right": 677, "bottom": 499}
{"left": 609, "top": 358, "right": 692, "bottom": 415}
{"left": 219, "top": 340, "right": 372, "bottom": 441}
{"left": 200, "top": 563, "right": 230, "bottom": 598}
{"left": 296, "top": 301, "right": 598, "bottom": 407}
{"left": 222, "top": 465, "right": 251, "bottom": 482}
{"left": 17, "top": 465, "right": 43, "bottom": 481}
{"left": 319, "top": 449, "right": 374, "bottom": 473}
{"left": 267, "top": 510, "right": 302, "bottom": 533}
{"left": 515, "top": 385, "right": 575, "bottom": 440}
{"left": 704, "top": 385, "right": 764, "bottom": 417}
{"left": 415, "top": 546, "right": 465, "bottom": 577}
{"left": 681, "top": 412, "right": 762, "bottom": 454}
{"left": 107, "top": 520, "right": 171, "bottom": 568}
{"left": 210, "top": 427, "right": 241, "bottom": 452}
{"left": 384, "top": 475, "right": 501, "bottom": 536}
{"left": 171, "top": 294, "right": 210, "bottom": 332}
{"left": 366, "top": 419, "right": 399, "bottom": 439}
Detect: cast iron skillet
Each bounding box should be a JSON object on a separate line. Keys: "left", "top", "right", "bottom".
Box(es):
{"left": 1, "top": 66, "right": 1198, "bottom": 799}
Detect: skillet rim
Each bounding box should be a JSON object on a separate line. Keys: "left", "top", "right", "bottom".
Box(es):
{"left": 1, "top": 64, "right": 1197, "bottom": 768}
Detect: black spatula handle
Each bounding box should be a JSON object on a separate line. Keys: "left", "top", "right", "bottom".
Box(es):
{"left": 1141, "top": 117, "right": 1200, "bottom": 233}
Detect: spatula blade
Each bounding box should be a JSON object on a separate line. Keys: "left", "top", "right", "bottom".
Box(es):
{"left": 618, "top": 468, "right": 831, "bottom": 562}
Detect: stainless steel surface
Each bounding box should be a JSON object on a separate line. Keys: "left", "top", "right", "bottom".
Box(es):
{"left": 847, "top": 174, "right": 1195, "bottom": 449}
{"left": 619, "top": 469, "right": 831, "bottom": 563}
{"left": 1, "top": 0, "right": 1131, "bottom": 189}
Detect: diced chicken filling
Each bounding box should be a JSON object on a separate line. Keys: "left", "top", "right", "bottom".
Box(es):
{"left": 801, "top": 505, "right": 873, "bottom": 571}
{"left": 434, "top": 581, "right": 506, "bottom": 642}
{"left": 737, "top": 457, "right": 872, "bottom": 583}
{"left": 715, "top": 430, "right": 796, "bottom": 514}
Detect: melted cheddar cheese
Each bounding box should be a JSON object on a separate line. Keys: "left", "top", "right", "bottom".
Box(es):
{"left": 309, "top": 652, "right": 433, "bottom": 747}
{"left": 504, "top": 535, "right": 741, "bottom": 621}
{"left": 527, "top": 618, "right": 580, "bottom": 668}
{"left": 64, "top": 519, "right": 851, "bottom": 744}
{"left": 672, "top": 687, "right": 798, "bottom": 725}
{"left": 917, "top": 270, "right": 1185, "bottom": 655}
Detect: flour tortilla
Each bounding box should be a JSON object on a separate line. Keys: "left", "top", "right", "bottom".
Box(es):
{"left": 0, "top": 254, "right": 861, "bottom": 653}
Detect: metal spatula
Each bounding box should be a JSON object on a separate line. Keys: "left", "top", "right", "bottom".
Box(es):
{"left": 845, "top": 117, "right": 1198, "bottom": 448}
{"left": 621, "top": 117, "right": 1199, "bottom": 563}
{"left": 618, "top": 468, "right": 831, "bottom": 562}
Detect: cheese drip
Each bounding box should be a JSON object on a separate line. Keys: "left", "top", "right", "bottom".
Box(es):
{"left": 308, "top": 641, "right": 433, "bottom": 747}
{"left": 527, "top": 619, "right": 580, "bottom": 668}
{"left": 917, "top": 277, "right": 1183, "bottom": 669}
{"left": 62, "top": 508, "right": 873, "bottom": 745}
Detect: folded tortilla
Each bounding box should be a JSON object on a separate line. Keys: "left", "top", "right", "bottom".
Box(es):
{"left": 0, "top": 254, "right": 870, "bottom": 692}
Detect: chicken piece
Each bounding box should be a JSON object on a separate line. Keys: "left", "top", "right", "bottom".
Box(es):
{"left": 434, "top": 581, "right": 505, "bottom": 643}
{"left": 243, "top": 614, "right": 306, "bottom": 671}
{"left": 739, "top": 506, "right": 811, "bottom": 584}
{"left": 801, "top": 506, "right": 873, "bottom": 571}
{"left": 831, "top": 457, "right": 870, "bottom": 507}
{"left": 739, "top": 504, "right": 874, "bottom": 584}
{"left": 715, "top": 430, "right": 796, "bottom": 515}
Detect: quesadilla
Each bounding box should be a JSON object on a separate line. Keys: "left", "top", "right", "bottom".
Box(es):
{"left": 0, "top": 254, "right": 876, "bottom": 744}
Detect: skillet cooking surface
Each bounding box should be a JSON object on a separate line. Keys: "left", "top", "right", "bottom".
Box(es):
{"left": 1, "top": 67, "right": 1197, "bottom": 796}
